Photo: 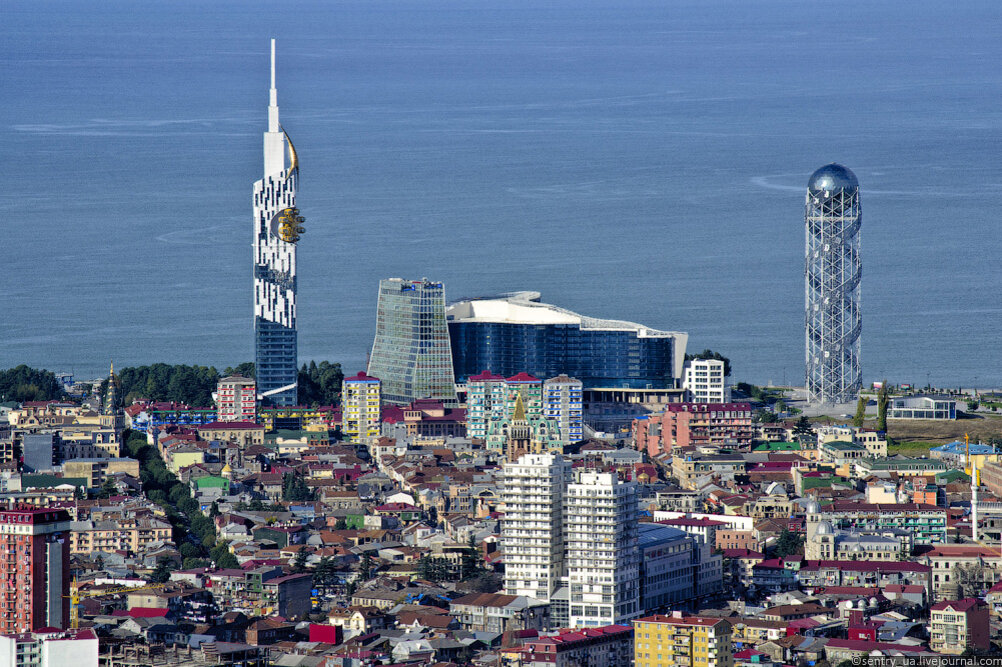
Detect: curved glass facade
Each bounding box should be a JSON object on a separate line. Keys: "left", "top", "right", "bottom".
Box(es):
{"left": 449, "top": 321, "right": 677, "bottom": 389}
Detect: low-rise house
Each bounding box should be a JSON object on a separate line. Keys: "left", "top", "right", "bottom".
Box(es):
{"left": 824, "top": 639, "right": 936, "bottom": 663}
{"left": 450, "top": 593, "right": 550, "bottom": 634}
{"left": 761, "top": 603, "right": 832, "bottom": 622}
{"left": 71, "top": 516, "right": 173, "bottom": 555}
{"left": 196, "top": 422, "right": 266, "bottom": 447}
{"left": 503, "top": 625, "right": 634, "bottom": 667}
{"left": 920, "top": 544, "right": 1002, "bottom": 601}
{"left": 751, "top": 559, "right": 797, "bottom": 594}
{"left": 245, "top": 617, "right": 296, "bottom": 645}
{"left": 797, "top": 560, "right": 931, "bottom": 591}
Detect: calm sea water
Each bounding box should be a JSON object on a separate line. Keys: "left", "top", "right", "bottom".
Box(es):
{"left": 2, "top": 0, "right": 1001, "bottom": 388}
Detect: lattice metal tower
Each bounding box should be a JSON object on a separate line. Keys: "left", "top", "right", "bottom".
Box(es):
{"left": 805, "top": 163, "right": 861, "bottom": 405}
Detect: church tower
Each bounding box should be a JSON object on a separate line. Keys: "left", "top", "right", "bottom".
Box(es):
{"left": 104, "top": 361, "right": 118, "bottom": 416}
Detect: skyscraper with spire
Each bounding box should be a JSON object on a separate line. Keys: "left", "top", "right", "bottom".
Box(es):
{"left": 254, "top": 39, "right": 303, "bottom": 406}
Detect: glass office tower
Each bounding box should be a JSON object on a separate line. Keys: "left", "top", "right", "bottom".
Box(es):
{"left": 447, "top": 292, "right": 688, "bottom": 389}
{"left": 367, "top": 278, "right": 458, "bottom": 405}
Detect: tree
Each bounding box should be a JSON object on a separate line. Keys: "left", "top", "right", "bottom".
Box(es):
{"left": 169, "top": 484, "right": 190, "bottom": 504}
{"left": 298, "top": 361, "right": 344, "bottom": 406}
{"left": 754, "top": 409, "right": 778, "bottom": 424}
{"left": 149, "top": 557, "right": 173, "bottom": 583}
{"left": 190, "top": 514, "right": 216, "bottom": 544}
{"left": 314, "top": 556, "right": 336, "bottom": 594}
{"left": 0, "top": 365, "right": 66, "bottom": 402}
{"left": 292, "top": 546, "right": 309, "bottom": 573}
{"left": 177, "top": 497, "right": 199, "bottom": 517}
{"left": 180, "top": 543, "right": 201, "bottom": 560}
{"left": 774, "top": 400, "right": 787, "bottom": 414}
{"left": 360, "top": 551, "right": 374, "bottom": 580}
{"left": 333, "top": 518, "right": 347, "bottom": 530}
{"left": 793, "top": 416, "right": 814, "bottom": 439}
{"left": 210, "top": 541, "right": 237, "bottom": 568}
{"left": 416, "top": 554, "right": 452, "bottom": 582}
{"left": 457, "top": 572, "right": 502, "bottom": 594}
{"left": 877, "top": 381, "right": 889, "bottom": 432}
{"left": 773, "top": 529, "right": 804, "bottom": 558}
{"left": 97, "top": 477, "right": 118, "bottom": 499}
{"left": 684, "top": 350, "right": 731, "bottom": 378}
{"left": 460, "top": 536, "right": 482, "bottom": 580}
{"left": 216, "top": 552, "right": 239, "bottom": 569}
{"left": 852, "top": 395, "right": 867, "bottom": 428}
{"left": 223, "top": 362, "right": 255, "bottom": 379}
{"left": 112, "top": 363, "right": 221, "bottom": 406}
{"left": 282, "top": 473, "right": 315, "bottom": 502}
{"left": 95, "top": 554, "right": 105, "bottom": 570}
{"left": 209, "top": 501, "right": 220, "bottom": 518}
{"left": 967, "top": 399, "right": 980, "bottom": 412}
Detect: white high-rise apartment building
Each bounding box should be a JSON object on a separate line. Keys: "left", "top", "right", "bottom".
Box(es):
{"left": 501, "top": 454, "right": 571, "bottom": 603}
{"left": 566, "top": 470, "right": 639, "bottom": 627}
{"left": 683, "top": 359, "right": 729, "bottom": 403}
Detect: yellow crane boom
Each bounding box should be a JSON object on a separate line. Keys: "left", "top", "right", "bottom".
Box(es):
{"left": 65, "top": 581, "right": 167, "bottom": 629}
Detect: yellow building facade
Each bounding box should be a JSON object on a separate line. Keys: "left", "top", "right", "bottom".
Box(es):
{"left": 634, "top": 614, "right": 733, "bottom": 667}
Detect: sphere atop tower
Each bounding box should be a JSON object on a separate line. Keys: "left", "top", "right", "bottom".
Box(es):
{"left": 808, "top": 163, "right": 858, "bottom": 195}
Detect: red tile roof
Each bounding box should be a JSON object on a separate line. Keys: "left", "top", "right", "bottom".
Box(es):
{"left": 931, "top": 598, "right": 984, "bottom": 612}
{"left": 198, "top": 421, "right": 261, "bottom": 430}
{"left": 800, "top": 560, "right": 930, "bottom": 573}
{"left": 468, "top": 371, "right": 506, "bottom": 381}
{"left": 346, "top": 372, "right": 380, "bottom": 383}
{"left": 506, "top": 372, "right": 539, "bottom": 383}
{"left": 658, "top": 517, "right": 726, "bottom": 528}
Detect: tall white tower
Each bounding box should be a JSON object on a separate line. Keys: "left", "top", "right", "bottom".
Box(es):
{"left": 805, "top": 163, "right": 861, "bottom": 405}
{"left": 253, "top": 39, "right": 302, "bottom": 406}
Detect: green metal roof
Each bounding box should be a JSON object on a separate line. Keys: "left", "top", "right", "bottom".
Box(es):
{"left": 195, "top": 475, "right": 230, "bottom": 489}
{"left": 22, "top": 474, "right": 88, "bottom": 489}
{"left": 753, "top": 441, "right": 801, "bottom": 451}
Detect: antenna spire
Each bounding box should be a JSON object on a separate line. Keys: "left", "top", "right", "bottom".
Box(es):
{"left": 268, "top": 39, "right": 280, "bottom": 133}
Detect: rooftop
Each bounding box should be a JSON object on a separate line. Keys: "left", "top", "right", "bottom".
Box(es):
{"left": 447, "top": 291, "right": 685, "bottom": 339}
{"left": 635, "top": 614, "right": 725, "bottom": 627}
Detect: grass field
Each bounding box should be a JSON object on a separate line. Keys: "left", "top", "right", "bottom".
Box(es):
{"left": 884, "top": 415, "right": 1002, "bottom": 444}
{"left": 885, "top": 440, "right": 941, "bottom": 457}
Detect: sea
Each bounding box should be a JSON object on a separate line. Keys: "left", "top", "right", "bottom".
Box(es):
{"left": 2, "top": 0, "right": 1001, "bottom": 389}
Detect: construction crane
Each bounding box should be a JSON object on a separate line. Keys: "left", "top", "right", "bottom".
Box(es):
{"left": 65, "top": 580, "right": 168, "bottom": 629}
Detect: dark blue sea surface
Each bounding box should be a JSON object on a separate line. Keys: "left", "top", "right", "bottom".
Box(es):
{"left": 2, "top": 0, "right": 1001, "bottom": 388}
